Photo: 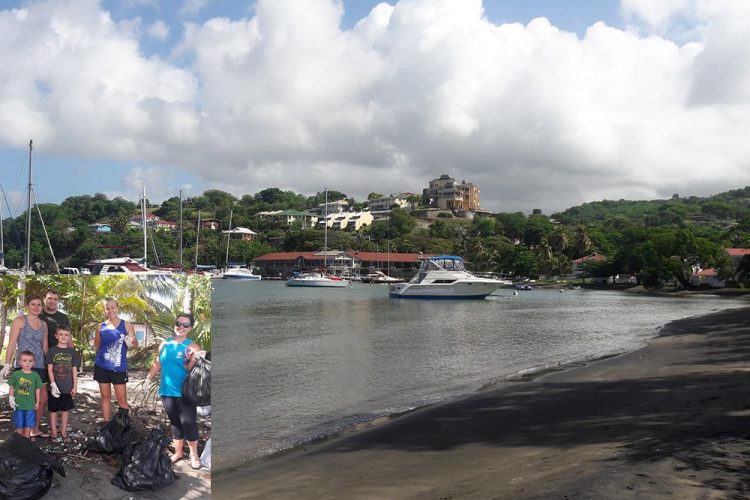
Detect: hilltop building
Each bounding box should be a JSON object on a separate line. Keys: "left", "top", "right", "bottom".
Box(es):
{"left": 317, "top": 211, "right": 374, "bottom": 231}
{"left": 256, "top": 209, "right": 318, "bottom": 227}
{"left": 422, "top": 174, "right": 480, "bottom": 211}
{"left": 369, "top": 193, "right": 414, "bottom": 212}
{"left": 317, "top": 199, "right": 349, "bottom": 215}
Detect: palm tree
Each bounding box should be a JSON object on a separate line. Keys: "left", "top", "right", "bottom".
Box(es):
{"left": 549, "top": 228, "right": 569, "bottom": 254}
{"left": 0, "top": 276, "right": 25, "bottom": 356}
{"left": 574, "top": 226, "right": 592, "bottom": 258}
{"left": 535, "top": 239, "right": 555, "bottom": 276}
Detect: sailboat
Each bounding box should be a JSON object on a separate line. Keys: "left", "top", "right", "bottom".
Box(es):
{"left": 221, "top": 209, "right": 261, "bottom": 280}
{"left": 1, "top": 140, "right": 58, "bottom": 275}
{"left": 86, "top": 186, "right": 171, "bottom": 275}
{"left": 285, "top": 189, "right": 349, "bottom": 288}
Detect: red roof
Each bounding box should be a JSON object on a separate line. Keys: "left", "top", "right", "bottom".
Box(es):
{"left": 348, "top": 252, "right": 434, "bottom": 263}
{"left": 255, "top": 252, "right": 320, "bottom": 261}
{"left": 572, "top": 253, "right": 607, "bottom": 264}
{"left": 693, "top": 268, "right": 716, "bottom": 277}
{"left": 725, "top": 248, "right": 750, "bottom": 257}
{"left": 254, "top": 251, "right": 431, "bottom": 264}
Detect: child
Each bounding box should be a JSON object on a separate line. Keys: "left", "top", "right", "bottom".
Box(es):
{"left": 46, "top": 326, "right": 80, "bottom": 442}
{"left": 8, "top": 351, "right": 43, "bottom": 440}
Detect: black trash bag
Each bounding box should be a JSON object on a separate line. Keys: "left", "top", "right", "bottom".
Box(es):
{"left": 0, "top": 433, "right": 66, "bottom": 500}
{"left": 86, "top": 407, "right": 138, "bottom": 454}
{"left": 111, "top": 426, "right": 176, "bottom": 492}
{"left": 182, "top": 356, "right": 210, "bottom": 406}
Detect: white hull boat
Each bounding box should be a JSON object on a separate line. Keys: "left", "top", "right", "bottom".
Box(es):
{"left": 389, "top": 255, "right": 508, "bottom": 299}
{"left": 362, "top": 271, "right": 403, "bottom": 284}
{"left": 223, "top": 268, "right": 261, "bottom": 280}
{"left": 285, "top": 272, "right": 349, "bottom": 288}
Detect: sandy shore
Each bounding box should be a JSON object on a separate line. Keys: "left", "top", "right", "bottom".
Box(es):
{"left": 0, "top": 374, "right": 211, "bottom": 499}
{"left": 216, "top": 305, "right": 750, "bottom": 499}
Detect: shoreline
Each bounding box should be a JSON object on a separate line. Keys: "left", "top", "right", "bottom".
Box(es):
{"left": 217, "top": 298, "right": 741, "bottom": 474}
{"left": 219, "top": 304, "right": 750, "bottom": 498}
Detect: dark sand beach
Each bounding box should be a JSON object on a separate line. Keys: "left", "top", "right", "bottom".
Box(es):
{"left": 217, "top": 305, "right": 750, "bottom": 499}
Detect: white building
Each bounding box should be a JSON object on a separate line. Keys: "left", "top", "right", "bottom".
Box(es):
{"left": 369, "top": 193, "right": 411, "bottom": 212}
{"left": 317, "top": 211, "right": 374, "bottom": 231}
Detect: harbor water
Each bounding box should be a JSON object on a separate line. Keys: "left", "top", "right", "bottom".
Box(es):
{"left": 213, "top": 280, "right": 745, "bottom": 472}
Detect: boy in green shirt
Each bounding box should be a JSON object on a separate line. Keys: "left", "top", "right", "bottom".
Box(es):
{"left": 8, "top": 351, "right": 43, "bottom": 440}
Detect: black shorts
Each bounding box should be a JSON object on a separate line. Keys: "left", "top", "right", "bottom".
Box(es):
{"left": 14, "top": 367, "right": 48, "bottom": 384}
{"left": 94, "top": 365, "right": 128, "bottom": 385}
{"left": 48, "top": 393, "right": 75, "bottom": 412}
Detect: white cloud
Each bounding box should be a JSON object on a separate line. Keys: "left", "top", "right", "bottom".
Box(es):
{"left": 2, "top": 0, "right": 750, "bottom": 212}
{"left": 147, "top": 20, "right": 169, "bottom": 40}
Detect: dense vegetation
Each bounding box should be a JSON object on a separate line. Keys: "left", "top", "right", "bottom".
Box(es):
{"left": 3, "top": 186, "right": 750, "bottom": 288}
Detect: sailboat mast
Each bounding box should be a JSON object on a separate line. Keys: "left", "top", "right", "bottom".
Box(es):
{"left": 225, "top": 209, "right": 233, "bottom": 265}
{"left": 179, "top": 189, "right": 183, "bottom": 272}
{"left": 0, "top": 191, "right": 4, "bottom": 268}
{"left": 24, "top": 140, "right": 32, "bottom": 272}
{"left": 142, "top": 186, "right": 147, "bottom": 264}
{"left": 194, "top": 210, "right": 201, "bottom": 268}
{"left": 324, "top": 188, "right": 328, "bottom": 271}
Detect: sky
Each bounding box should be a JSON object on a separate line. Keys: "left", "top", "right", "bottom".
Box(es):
{"left": 1, "top": 0, "right": 750, "bottom": 215}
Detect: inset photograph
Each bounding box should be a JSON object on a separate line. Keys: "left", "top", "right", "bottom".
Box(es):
{"left": 0, "top": 274, "right": 211, "bottom": 499}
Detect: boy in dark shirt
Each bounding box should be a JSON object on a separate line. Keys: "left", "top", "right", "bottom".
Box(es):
{"left": 46, "top": 326, "right": 80, "bottom": 442}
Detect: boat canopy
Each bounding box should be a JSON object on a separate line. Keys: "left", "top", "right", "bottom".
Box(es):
{"left": 421, "top": 255, "right": 467, "bottom": 272}
{"left": 429, "top": 255, "right": 464, "bottom": 261}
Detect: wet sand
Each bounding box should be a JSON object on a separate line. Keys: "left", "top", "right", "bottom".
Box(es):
{"left": 217, "top": 305, "right": 750, "bottom": 499}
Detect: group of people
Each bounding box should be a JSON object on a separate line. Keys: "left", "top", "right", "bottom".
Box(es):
{"left": 2, "top": 289, "right": 206, "bottom": 469}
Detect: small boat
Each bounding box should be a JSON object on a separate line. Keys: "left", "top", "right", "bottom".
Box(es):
{"left": 285, "top": 270, "right": 349, "bottom": 288}
{"left": 285, "top": 188, "right": 350, "bottom": 289}
{"left": 85, "top": 257, "right": 172, "bottom": 275}
{"left": 223, "top": 267, "right": 261, "bottom": 280}
{"left": 389, "top": 255, "right": 508, "bottom": 299}
{"left": 362, "top": 271, "right": 403, "bottom": 284}
{"left": 513, "top": 283, "right": 533, "bottom": 291}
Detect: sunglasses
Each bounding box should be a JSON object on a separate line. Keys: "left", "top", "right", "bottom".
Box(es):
{"left": 174, "top": 320, "right": 192, "bottom": 328}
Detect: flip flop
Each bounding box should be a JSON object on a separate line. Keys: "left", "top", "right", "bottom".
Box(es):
{"left": 190, "top": 459, "right": 202, "bottom": 470}
{"left": 30, "top": 432, "right": 50, "bottom": 439}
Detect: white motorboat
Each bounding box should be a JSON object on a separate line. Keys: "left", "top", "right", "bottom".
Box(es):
{"left": 362, "top": 271, "right": 403, "bottom": 284}
{"left": 85, "top": 257, "right": 172, "bottom": 276}
{"left": 389, "top": 255, "right": 508, "bottom": 299}
{"left": 285, "top": 270, "right": 349, "bottom": 287}
{"left": 223, "top": 267, "right": 261, "bottom": 280}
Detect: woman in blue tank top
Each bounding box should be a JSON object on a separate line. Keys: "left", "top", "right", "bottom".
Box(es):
{"left": 94, "top": 297, "right": 138, "bottom": 422}
{"left": 145, "top": 313, "right": 203, "bottom": 469}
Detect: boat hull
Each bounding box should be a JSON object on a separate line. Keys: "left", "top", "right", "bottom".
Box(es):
{"left": 388, "top": 281, "right": 502, "bottom": 299}
{"left": 285, "top": 277, "right": 349, "bottom": 287}
{"left": 223, "top": 275, "right": 261, "bottom": 280}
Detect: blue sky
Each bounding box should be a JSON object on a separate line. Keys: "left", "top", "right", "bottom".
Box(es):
{"left": 1, "top": 0, "right": 749, "bottom": 214}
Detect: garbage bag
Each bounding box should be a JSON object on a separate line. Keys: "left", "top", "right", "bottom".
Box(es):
{"left": 111, "top": 427, "right": 176, "bottom": 491}
{"left": 0, "top": 433, "right": 65, "bottom": 500}
{"left": 200, "top": 438, "right": 211, "bottom": 470}
{"left": 86, "top": 407, "right": 138, "bottom": 454}
{"left": 182, "top": 357, "right": 210, "bottom": 406}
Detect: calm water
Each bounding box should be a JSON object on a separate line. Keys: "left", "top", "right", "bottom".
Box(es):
{"left": 213, "top": 280, "right": 743, "bottom": 472}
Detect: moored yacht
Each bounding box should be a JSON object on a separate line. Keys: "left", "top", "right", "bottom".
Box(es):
{"left": 223, "top": 267, "right": 261, "bottom": 280}
{"left": 285, "top": 270, "right": 349, "bottom": 288}
{"left": 85, "top": 257, "right": 172, "bottom": 275}
{"left": 388, "top": 255, "right": 508, "bottom": 299}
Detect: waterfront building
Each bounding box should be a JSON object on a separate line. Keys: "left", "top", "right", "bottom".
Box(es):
{"left": 254, "top": 251, "right": 428, "bottom": 279}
